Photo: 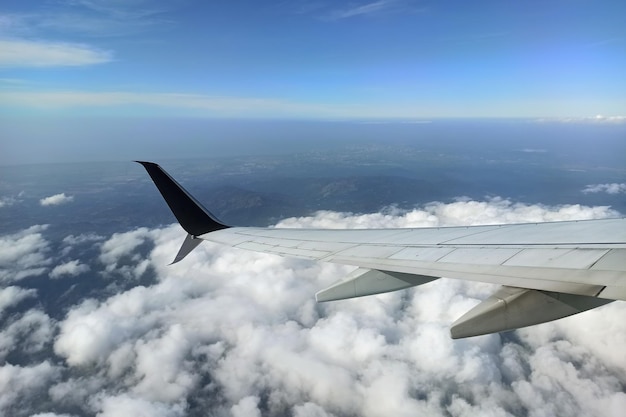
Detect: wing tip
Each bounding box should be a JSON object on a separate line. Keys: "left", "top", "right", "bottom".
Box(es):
{"left": 136, "top": 160, "right": 229, "bottom": 236}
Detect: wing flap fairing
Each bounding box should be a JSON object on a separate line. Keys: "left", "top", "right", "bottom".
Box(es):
{"left": 316, "top": 268, "right": 438, "bottom": 302}
{"left": 450, "top": 286, "right": 613, "bottom": 338}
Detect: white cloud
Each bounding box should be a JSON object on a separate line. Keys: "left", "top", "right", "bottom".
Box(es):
{"left": 0, "top": 196, "right": 17, "bottom": 208}
{"left": 40, "top": 193, "right": 74, "bottom": 206}
{"left": 0, "top": 225, "right": 51, "bottom": 282}
{"left": 0, "top": 362, "right": 59, "bottom": 415}
{"left": 50, "top": 260, "right": 90, "bottom": 279}
{"left": 98, "top": 227, "right": 154, "bottom": 279}
{"left": 582, "top": 183, "right": 626, "bottom": 195}
{"left": 0, "top": 39, "right": 112, "bottom": 67}
{"left": 61, "top": 232, "right": 105, "bottom": 257}
{"left": 62, "top": 233, "right": 105, "bottom": 246}
{"left": 94, "top": 393, "right": 186, "bottom": 417}
{"left": 46, "top": 200, "right": 624, "bottom": 417}
{"left": 0, "top": 286, "right": 37, "bottom": 317}
{"left": 30, "top": 413, "right": 75, "bottom": 417}
{"left": 592, "top": 115, "right": 626, "bottom": 123}
{"left": 0, "top": 309, "right": 54, "bottom": 362}
{"left": 231, "top": 396, "right": 262, "bottom": 417}
{"left": 276, "top": 198, "right": 618, "bottom": 228}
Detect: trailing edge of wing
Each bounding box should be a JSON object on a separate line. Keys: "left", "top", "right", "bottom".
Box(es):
{"left": 136, "top": 161, "right": 229, "bottom": 236}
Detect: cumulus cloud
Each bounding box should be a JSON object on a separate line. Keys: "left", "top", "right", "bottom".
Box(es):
{"left": 0, "top": 361, "right": 59, "bottom": 415}
{"left": 61, "top": 232, "right": 105, "bottom": 256}
{"left": 40, "top": 193, "right": 74, "bottom": 206}
{"left": 0, "top": 286, "right": 37, "bottom": 317}
{"left": 49, "top": 260, "right": 90, "bottom": 279}
{"left": 62, "top": 233, "right": 105, "bottom": 246}
{"left": 582, "top": 183, "right": 626, "bottom": 195}
{"left": 276, "top": 198, "right": 619, "bottom": 228}
{"left": 0, "top": 39, "right": 112, "bottom": 67}
{"left": 0, "top": 309, "right": 54, "bottom": 362}
{"left": 0, "top": 199, "right": 621, "bottom": 415}
{"left": 42, "top": 200, "right": 624, "bottom": 417}
{"left": 0, "top": 225, "right": 51, "bottom": 282}
{"left": 98, "top": 227, "right": 154, "bottom": 279}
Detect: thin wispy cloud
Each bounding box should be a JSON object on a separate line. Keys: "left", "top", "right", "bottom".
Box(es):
{"left": 583, "top": 183, "right": 626, "bottom": 195}
{"left": 0, "top": 90, "right": 328, "bottom": 116}
{"left": 35, "top": 12, "right": 169, "bottom": 37}
{"left": 66, "top": 0, "right": 172, "bottom": 20}
{"left": 585, "top": 37, "right": 623, "bottom": 48}
{"left": 520, "top": 148, "right": 547, "bottom": 153}
{"left": 0, "top": 39, "right": 112, "bottom": 67}
{"left": 4, "top": 90, "right": 621, "bottom": 119}
{"left": 0, "top": 196, "right": 18, "bottom": 208}
{"left": 326, "top": 1, "right": 392, "bottom": 20}
{"left": 536, "top": 115, "right": 626, "bottom": 124}
{"left": 0, "top": 0, "right": 174, "bottom": 39}
{"left": 290, "top": 0, "right": 415, "bottom": 21}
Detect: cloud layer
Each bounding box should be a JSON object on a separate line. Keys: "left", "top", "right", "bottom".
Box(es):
{"left": 0, "top": 200, "right": 624, "bottom": 416}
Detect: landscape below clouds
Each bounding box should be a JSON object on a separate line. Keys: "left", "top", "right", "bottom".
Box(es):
{"left": 0, "top": 121, "right": 625, "bottom": 416}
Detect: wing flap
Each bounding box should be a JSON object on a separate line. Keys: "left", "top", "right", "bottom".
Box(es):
{"left": 503, "top": 248, "right": 610, "bottom": 269}
{"left": 326, "top": 255, "right": 614, "bottom": 297}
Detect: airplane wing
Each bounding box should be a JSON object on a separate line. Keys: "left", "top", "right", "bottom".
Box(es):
{"left": 137, "top": 161, "right": 625, "bottom": 338}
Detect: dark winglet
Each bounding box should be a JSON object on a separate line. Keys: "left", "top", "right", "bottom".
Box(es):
{"left": 136, "top": 161, "right": 229, "bottom": 235}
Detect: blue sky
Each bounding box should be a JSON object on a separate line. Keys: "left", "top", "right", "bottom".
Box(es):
{"left": 1, "top": 0, "right": 625, "bottom": 119}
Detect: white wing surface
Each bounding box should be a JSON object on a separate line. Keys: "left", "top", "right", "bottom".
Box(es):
{"left": 202, "top": 221, "right": 625, "bottom": 301}
{"left": 137, "top": 162, "right": 625, "bottom": 338}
